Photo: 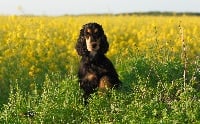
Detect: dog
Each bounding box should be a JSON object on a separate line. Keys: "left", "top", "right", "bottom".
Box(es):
{"left": 75, "top": 22, "right": 121, "bottom": 103}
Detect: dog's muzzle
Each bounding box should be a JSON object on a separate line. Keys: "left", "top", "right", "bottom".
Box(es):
{"left": 86, "top": 36, "right": 99, "bottom": 51}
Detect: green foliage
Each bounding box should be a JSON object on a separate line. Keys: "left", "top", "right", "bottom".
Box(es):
{"left": 1, "top": 56, "right": 200, "bottom": 123}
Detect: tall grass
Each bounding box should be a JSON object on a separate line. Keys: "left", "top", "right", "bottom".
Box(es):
{"left": 1, "top": 54, "right": 200, "bottom": 123}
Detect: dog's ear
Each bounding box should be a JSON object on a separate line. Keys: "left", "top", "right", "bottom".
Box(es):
{"left": 75, "top": 28, "right": 89, "bottom": 56}
{"left": 99, "top": 34, "right": 109, "bottom": 54}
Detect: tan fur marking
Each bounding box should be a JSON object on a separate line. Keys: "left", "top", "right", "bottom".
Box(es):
{"left": 84, "top": 73, "right": 96, "bottom": 81}
{"left": 99, "top": 76, "right": 112, "bottom": 89}
{"left": 94, "top": 28, "right": 98, "bottom": 33}
{"left": 87, "top": 28, "right": 91, "bottom": 33}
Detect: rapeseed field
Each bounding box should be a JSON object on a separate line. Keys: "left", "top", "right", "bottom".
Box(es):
{"left": 0, "top": 15, "right": 199, "bottom": 123}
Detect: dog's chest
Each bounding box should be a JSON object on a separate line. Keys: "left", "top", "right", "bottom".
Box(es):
{"left": 87, "top": 63, "right": 107, "bottom": 74}
{"left": 81, "top": 56, "right": 109, "bottom": 75}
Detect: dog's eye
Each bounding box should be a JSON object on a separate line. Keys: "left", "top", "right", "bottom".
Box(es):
{"left": 94, "top": 32, "right": 98, "bottom": 35}
{"left": 85, "top": 35, "right": 89, "bottom": 39}
{"left": 93, "top": 31, "right": 100, "bottom": 38}
{"left": 86, "top": 32, "right": 90, "bottom": 35}
{"left": 85, "top": 31, "right": 90, "bottom": 38}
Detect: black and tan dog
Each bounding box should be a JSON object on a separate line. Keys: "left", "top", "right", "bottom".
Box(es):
{"left": 75, "top": 22, "right": 121, "bottom": 103}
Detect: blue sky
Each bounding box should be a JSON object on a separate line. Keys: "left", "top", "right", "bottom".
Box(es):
{"left": 0, "top": 0, "right": 200, "bottom": 16}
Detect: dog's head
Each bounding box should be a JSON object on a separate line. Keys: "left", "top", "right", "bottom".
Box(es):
{"left": 76, "top": 23, "right": 109, "bottom": 56}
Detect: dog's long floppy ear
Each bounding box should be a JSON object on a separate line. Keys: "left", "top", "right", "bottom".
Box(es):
{"left": 99, "top": 34, "right": 109, "bottom": 54}
{"left": 75, "top": 27, "right": 89, "bottom": 56}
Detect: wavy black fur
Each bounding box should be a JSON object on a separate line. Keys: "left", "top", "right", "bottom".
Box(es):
{"left": 75, "top": 23, "right": 121, "bottom": 103}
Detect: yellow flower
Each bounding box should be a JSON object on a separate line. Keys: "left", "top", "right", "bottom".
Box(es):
{"left": 29, "top": 71, "right": 34, "bottom": 77}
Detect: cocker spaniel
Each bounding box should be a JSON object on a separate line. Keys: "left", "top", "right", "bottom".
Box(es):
{"left": 75, "top": 22, "right": 121, "bottom": 103}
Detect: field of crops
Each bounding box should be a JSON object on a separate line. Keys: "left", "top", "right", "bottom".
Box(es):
{"left": 0, "top": 15, "right": 200, "bottom": 123}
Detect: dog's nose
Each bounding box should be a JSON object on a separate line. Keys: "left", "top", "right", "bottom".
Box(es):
{"left": 90, "top": 36, "right": 96, "bottom": 42}
{"left": 92, "top": 43, "right": 97, "bottom": 48}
